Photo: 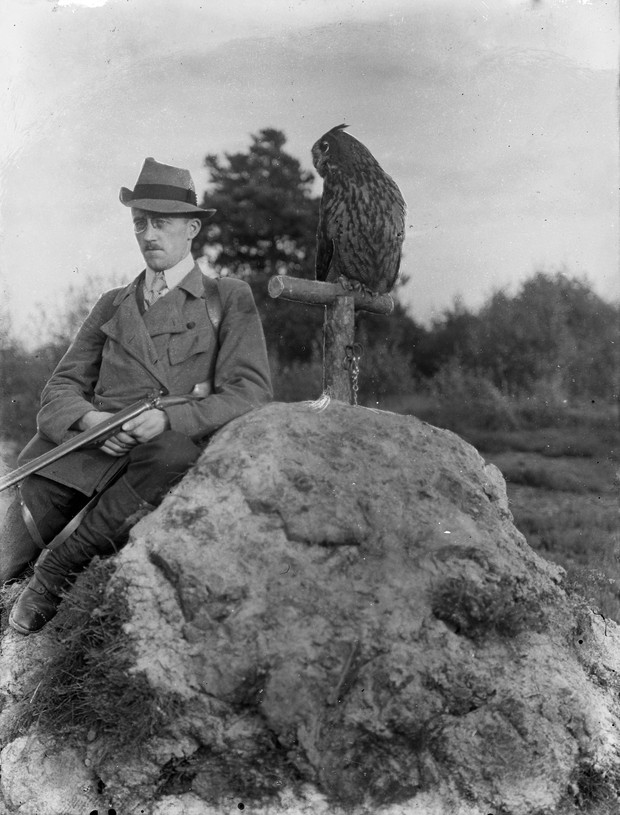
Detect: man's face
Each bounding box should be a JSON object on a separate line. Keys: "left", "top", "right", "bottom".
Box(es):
{"left": 132, "top": 208, "right": 201, "bottom": 271}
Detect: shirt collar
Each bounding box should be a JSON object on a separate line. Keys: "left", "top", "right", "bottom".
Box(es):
{"left": 145, "top": 252, "right": 196, "bottom": 292}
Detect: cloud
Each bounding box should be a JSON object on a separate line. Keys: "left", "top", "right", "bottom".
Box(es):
{"left": 0, "top": 0, "right": 617, "bottom": 338}
{"left": 59, "top": 0, "right": 108, "bottom": 7}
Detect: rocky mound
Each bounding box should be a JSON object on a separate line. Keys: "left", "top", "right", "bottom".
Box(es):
{"left": 0, "top": 401, "right": 619, "bottom": 815}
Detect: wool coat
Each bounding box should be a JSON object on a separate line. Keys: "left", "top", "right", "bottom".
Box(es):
{"left": 18, "top": 265, "right": 273, "bottom": 495}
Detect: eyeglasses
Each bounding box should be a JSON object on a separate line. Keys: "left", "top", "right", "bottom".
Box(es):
{"left": 133, "top": 215, "right": 177, "bottom": 234}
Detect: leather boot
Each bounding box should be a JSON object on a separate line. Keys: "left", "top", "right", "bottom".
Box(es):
{"left": 7, "top": 573, "right": 75, "bottom": 635}
{"left": 0, "top": 496, "right": 42, "bottom": 584}
{"left": 9, "top": 477, "right": 155, "bottom": 635}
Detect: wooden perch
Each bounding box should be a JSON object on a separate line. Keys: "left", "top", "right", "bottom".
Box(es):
{"left": 267, "top": 276, "right": 394, "bottom": 315}
{"left": 268, "top": 275, "right": 395, "bottom": 403}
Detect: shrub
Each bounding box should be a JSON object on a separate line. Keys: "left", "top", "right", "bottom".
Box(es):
{"left": 357, "top": 344, "right": 419, "bottom": 404}
{"left": 269, "top": 356, "right": 323, "bottom": 402}
{"left": 431, "top": 575, "right": 549, "bottom": 640}
{"left": 425, "top": 363, "right": 520, "bottom": 433}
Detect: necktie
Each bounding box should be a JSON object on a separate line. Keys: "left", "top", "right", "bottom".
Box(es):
{"left": 144, "top": 272, "right": 167, "bottom": 309}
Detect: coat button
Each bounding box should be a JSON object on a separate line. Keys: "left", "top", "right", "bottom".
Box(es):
{"left": 186, "top": 321, "right": 196, "bottom": 329}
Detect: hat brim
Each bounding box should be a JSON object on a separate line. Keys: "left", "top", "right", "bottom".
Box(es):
{"left": 119, "top": 187, "right": 216, "bottom": 217}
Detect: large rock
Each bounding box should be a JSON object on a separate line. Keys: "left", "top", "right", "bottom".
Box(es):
{"left": 0, "top": 401, "right": 619, "bottom": 814}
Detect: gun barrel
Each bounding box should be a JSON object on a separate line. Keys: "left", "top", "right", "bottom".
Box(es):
{"left": 0, "top": 393, "right": 200, "bottom": 493}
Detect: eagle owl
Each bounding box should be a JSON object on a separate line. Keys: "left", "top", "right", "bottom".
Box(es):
{"left": 311, "top": 124, "right": 406, "bottom": 296}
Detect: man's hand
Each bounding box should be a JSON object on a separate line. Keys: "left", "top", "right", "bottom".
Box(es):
{"left": 121, "top": 409, "right": 170, "bottom": 444}
{"left": 78, "top": 410, "right": 115, "bottom": 432}
{"left": 77, "top": 410, "right": 133, "bottom": 457}
{"left": 78, "top": 408, "right": 169, "bottom": 457}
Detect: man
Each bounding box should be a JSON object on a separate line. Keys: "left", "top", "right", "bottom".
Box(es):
{"left": 1, "top": 157, "right": 272, "bottom": 635}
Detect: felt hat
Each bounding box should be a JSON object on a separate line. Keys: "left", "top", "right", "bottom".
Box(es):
{"left": 119, "top": 157, "right": 216, "bottom": 216}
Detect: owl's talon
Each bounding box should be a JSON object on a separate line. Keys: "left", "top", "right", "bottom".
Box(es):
{"left": 362, "top": 283, "right": 378, "bottom": 297}
{"left": 337, "top": 275, "right": 380, "bottom": 298}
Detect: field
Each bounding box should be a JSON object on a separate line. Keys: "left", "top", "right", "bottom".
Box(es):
{"left": 482, "top": 439, "right": 619, "bottom": 620}
{"left": 383, "top": 394, "right": 620, "bottom": 622}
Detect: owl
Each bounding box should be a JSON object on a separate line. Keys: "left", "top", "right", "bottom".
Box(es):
{"left": 311, "top": 124, "right": 406, "bottom": 296}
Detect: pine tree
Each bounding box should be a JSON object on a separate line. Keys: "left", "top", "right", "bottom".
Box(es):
{"left": 193, "top": 129, "right": 323, "bottom": 364}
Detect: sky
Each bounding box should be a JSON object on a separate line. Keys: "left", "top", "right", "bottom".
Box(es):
{"left": 0, "top": 0, "right": 618, "bottom": 343}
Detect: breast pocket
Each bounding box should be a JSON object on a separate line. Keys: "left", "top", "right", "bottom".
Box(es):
{"left": 168, "top": 328, "right": 212, "bottom": 366}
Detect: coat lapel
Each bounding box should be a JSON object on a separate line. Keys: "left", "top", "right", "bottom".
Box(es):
{"left": 100, "top": 273, "right": 171, "bottom": 390}
{"left": 99, "top": 265, "right": 206, "bottom": 392}
{"left": 143, "top": 264, "right": 205, "bottom": 337}
{"left": 144, "top": 290, "right": 190, "bottom": 337}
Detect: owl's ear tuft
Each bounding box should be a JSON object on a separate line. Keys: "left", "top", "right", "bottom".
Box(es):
{"left": 327, "top": 123, "right": 349, "bottom": 135}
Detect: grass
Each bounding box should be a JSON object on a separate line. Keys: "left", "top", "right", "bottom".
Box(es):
{"left": 482, "top": 430, "right": 620, "bottom": 621}
{"left": 486, "top": 453, "right": 614, "bottom": 494}
{"left": 10, "top": 558, "right": 185, "bottom": 761}
{"left": 381, "top": 390, "right": 620, "bottom": 623}
{"left": 559, "top": 762, "right": 620, "bottom": 814}
{"left": 155, "top": 738, "right": 306, "bottom": 805}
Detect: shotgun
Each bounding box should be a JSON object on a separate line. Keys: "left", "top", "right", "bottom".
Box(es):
{"left": 0, "top": 388, "right": 208, "bottom": 494}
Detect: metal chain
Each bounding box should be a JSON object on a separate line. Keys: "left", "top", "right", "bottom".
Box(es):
{"left": 344, "top": 343, "right": 363, "bottom": 406}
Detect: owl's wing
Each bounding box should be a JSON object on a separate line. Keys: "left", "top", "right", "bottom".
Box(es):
{"left": 374, "top": 190, "right": 406, "bottom": 293}
{"left": 315, "top": 220, "right": 333, "bottom": 282}
{"left": 332, "top": 176, "right": 404, "bottom": 291}
{"left": 315, "top": 190, "right": 346, "bottom": 281}
{"left": 376, "top": 178, "right": 406, "bottom": 241}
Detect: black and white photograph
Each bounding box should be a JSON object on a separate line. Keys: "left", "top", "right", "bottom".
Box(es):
{"left": 0, "top": 0, "right": 618, "bottom": 812}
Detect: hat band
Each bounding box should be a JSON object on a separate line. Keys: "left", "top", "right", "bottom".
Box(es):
{"left": 132, "top": 183, "right": 197, "bottom": 206}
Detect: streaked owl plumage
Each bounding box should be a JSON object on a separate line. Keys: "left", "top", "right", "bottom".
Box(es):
{"left": 312, "top": 124, "right": 406, "bottom": 295}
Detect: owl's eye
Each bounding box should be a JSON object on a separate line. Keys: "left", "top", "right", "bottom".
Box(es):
{"left": 320, "top": 141, "right": 330, "bottom": 153}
